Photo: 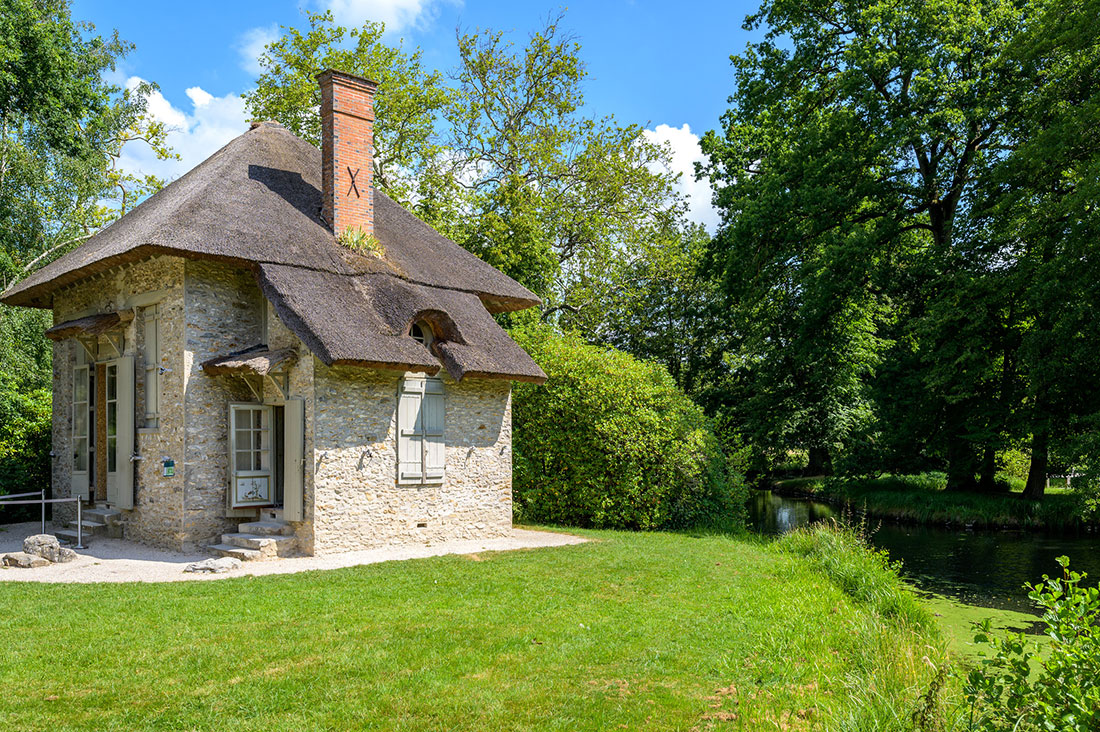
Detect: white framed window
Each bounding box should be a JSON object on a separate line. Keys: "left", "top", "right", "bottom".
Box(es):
{"left": 228, "top": 403, "right": 274, "bottom": 507}
{"left": 142, "top": 304, "right": 160, "bottom": 429}
{"left": 397, "top": 375, "right": 445, "bottom": 484}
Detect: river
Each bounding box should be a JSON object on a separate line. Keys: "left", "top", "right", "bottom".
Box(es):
{"left": 749, "top": 489, "right": 1100, "bottom": 615}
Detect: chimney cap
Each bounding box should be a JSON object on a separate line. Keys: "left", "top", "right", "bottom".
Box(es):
{"left": 316, "top": 68, "right": 379, "bottom": 93}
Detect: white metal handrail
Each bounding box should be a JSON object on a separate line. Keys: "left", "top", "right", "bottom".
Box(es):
{"left": 0, "top": 492, "right": 85, "bottom": 549}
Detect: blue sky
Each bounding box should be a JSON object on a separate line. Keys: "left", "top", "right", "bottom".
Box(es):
{"left": 71, "top": 0, "right": 765, "bottom": 229}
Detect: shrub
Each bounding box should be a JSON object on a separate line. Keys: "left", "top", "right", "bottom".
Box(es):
{"left": 964, "top": 556, "right": 1100, "bottom": 731}
{"left": 510, "top": 325, "right": 745, "bottom": 530}
{"left": 0, "top": 383, "right": 52, "bottom": 522}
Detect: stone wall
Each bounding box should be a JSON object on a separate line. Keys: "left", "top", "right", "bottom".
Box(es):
{"left": 50, "top": 256, "right": 186, "bottom": 547}
{"left": 180, "top": 260, "right": 264, "bottom": 549}
{"left": 311, "top": 363, "right": 513, "bottom": 554}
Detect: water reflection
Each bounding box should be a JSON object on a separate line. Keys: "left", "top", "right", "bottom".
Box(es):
{"left": 749, "top": 489, "right": 1100, "bottom": 614}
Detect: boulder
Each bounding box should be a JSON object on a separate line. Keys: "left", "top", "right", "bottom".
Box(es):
{"left": 58, "top": 547, "right": 78, "bottom": 563}
{"left": 183, "top": 557, "right": 242, "bottom": 574}
{"left": 2, "top": 552, "right": 50, "bottom": 568}
{"left": 23, "top": 534, "right": 64, "bottom": 563}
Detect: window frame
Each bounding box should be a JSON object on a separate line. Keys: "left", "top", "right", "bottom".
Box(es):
{"left": 228, "top": 402, "right": 275, "bottom": 507}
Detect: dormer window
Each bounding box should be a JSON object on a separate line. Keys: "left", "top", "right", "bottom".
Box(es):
{"left": 410, "top": 321, "right": 434, "bottom": 347}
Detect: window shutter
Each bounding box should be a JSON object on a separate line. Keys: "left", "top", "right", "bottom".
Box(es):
{"left": 143, "top": 304, "right": 159, "bottom": 428}
{"left": 110, "top": 356, "right": 135, "bottom": 509}
{"left": 398, "top": 376, "right": 425, "bottom": 483}
{"left": 423, "top": 379, "right": 445, "bottom": 481}
{"left": 283, "top": 398, "right": 305, "bottom": 521}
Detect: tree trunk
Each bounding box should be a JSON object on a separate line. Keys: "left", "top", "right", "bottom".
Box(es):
{"left": 945, "top": 435, "right": 979, "bottom": 492}
{"left": 977, "top": 446, "right": 1000, "bottom": 492}
{"left": 1023, "top": 428, "right": 1049, "bottom": 499}
{"left": 806, "top": 446, "right": 831, "bottom": 476}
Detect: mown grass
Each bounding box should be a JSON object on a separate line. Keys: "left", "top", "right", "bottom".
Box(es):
{"left": 0, "top": 528, "right": 950, "bottom": 731}
{"left": 774, "top": 473, "right": 1090, "bottom": 531}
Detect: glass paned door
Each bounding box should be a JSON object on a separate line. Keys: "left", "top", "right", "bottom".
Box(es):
{"left": 72, "top": 363, "right": 91, "bottom": 499}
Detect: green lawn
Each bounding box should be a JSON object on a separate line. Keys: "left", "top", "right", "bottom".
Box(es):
{"left": 0, "top": 528, "right": 948, "bottom": 731}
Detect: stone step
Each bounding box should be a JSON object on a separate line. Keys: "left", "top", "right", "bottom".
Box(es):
{"left": 68, "top": 519, "right": 123, "bottom": 539}
{"left": 221, "top": 533, "right": 297, "bottom": 558}
{"left": 54, "top": 528, "right": 88, "bottom": 546}
{"left": 237, "top": 520, "right": 295, "bottom": 537}
{"left": 83, "top": 507, "right": 122, "bottom": 525}
{"left": 69, "top": 520, "right": 109, "bottom": 535}
{"left": 207, "top": 543, "right": 264, "bottom": 561}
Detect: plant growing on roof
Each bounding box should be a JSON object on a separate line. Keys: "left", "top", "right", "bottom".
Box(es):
{"left": 337, "top": 225, "right": 383, "bottom": 257}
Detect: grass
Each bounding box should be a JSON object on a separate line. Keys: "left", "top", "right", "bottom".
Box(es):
{"left": 773, "top": 473, "right": 1091, "bottom": 531}
{"left": 0, "top": 527, "right": 951, "bottom": 731}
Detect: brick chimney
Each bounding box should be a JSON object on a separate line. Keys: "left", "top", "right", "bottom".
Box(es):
{"left": 317, "top": 69, "right": 378, "bottom": 235}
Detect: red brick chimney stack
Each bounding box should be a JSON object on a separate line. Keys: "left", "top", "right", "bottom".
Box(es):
{"left": 317, "top": 69, "right": 378, "bottom": 235}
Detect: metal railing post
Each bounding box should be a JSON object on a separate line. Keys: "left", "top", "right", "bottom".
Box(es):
{"left": 75, "top": 500, "right": 84, "bottom": 550}
{"left": 40, "top": 489, "right": 45, "bottom": 535}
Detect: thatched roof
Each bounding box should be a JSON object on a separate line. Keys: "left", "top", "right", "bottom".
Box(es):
{"left": 2, "top": 121, "right": 546, "bottom": 383}
{"left": 259, "top": 265, "right": 547, "bottom": 382}
{"left": 201, "top": 345, "right": 298, "bottom": 377}
{"left": 45, "top": 310, "right": 134, "bottom": 341}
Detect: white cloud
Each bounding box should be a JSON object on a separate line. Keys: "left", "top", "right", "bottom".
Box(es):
{"left": 643, "top": 123, "right": 720, "bottom": 233}
{"left": 119, "top": 76, "right": 248, "bottom": 183}
{"left": 237, "top": 25, "right": 279, "bottom": 76}
{"left": 321, "top": 0, "right": 460, "bottom": 33}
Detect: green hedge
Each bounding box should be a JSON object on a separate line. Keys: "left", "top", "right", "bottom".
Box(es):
{"left": 511, "top": 326, "right": 745, "bottom": 530}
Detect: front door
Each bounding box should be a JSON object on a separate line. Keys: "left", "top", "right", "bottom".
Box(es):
{"left": 103, "top": 356, "right": 135, "bottom": 509}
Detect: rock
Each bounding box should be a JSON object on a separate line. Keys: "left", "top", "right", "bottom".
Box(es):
{"left": 23, "top": 534, "right": 64, "bottom": 563}
{"left": 183, "top": 557, "right": 242, "bottom": 574}
{"left": 58, "top": 547, "right": 78, "bottom": 563}
{"left": 2, "top": 552, "right": 50, "bottom": 568}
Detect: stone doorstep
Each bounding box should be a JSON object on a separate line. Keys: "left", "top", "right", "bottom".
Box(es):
{"left": 206, "top": 544, "right": 264, "bottom": 562}
{"left": 220, "top": 532, "right": 298, "bottom": 557}
{"left": 237, "top": 520, "right": 295, "bottom": 536}
{"left": 83, "top": 507, "right": 123, "bottom": 525}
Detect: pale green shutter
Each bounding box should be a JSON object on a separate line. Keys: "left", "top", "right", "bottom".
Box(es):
{"left": 108, "top": 356, "right": 135, "bottom": 509}
{"left": 423, "top": 378, "right": 445, "bottom": 481}
{"left": 283, "top": 397, "right": 305, "bottom": 521}
{"left": 398, "top": 376, "right": 425, "bottom": 483}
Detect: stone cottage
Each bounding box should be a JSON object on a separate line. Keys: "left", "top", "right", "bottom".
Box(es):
{"left": 0, "top": 70, "right": 546, "bottom": 558}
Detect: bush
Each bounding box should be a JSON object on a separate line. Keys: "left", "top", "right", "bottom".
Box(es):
{"left": 0, "top": 383, "right": 52, "bottom": 522}
{"left": 510, "top": 325, "right": 745, "bottom": 530}
{"left": 964, "top": 556, "right": 1100, "bottom": 731}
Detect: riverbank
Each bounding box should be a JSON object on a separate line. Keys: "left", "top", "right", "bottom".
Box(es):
{"left": 772, "top": 473, "right": 1093, "bottom": 532}
{"left": 0, "top": 526, "right": 950, "bottom": 730}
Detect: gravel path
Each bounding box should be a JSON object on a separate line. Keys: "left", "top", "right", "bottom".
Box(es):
{"left": 0, "top": 521, "right": 586, "bottom": 583}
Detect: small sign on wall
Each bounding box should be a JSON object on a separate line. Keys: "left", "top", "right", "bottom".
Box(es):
{"left": 162, "top": 458, "right": 175, "bottom": 477}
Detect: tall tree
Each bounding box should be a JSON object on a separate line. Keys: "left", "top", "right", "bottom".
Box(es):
{"left": 0, "top": 0, "right": 172, "bottom": 500}
{"left": 976, "top": 0, "right": 1100, "bottom": 497}
{"left": 701, "top": 0, "right": 1032, "bottom": 485}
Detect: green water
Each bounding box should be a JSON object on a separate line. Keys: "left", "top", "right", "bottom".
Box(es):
{"left": 749, "top": 489, "right": 1100, "bottom": 616}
